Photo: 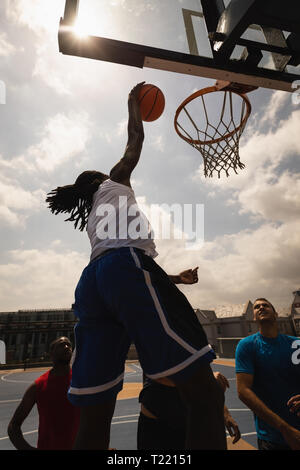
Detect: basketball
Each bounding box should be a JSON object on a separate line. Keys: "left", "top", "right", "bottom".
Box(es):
{"left": 138, "top": 84, "right": 165, "bottom": 122}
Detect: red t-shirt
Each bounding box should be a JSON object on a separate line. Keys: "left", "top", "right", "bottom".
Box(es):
{"left": 35, "top": 369, "right": 80, "bottom": 450}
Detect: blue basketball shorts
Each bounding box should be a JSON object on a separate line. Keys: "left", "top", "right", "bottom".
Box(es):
{"left": 68, "top": 247, "right": 216, "bottom": 406}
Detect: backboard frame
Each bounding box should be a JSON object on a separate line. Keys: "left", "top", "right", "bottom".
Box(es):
{"left": 58, "top": 0, "right": 300, "bottom": 93}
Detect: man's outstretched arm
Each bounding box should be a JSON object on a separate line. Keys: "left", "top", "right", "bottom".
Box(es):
{"left": 110, "top": 82, "right": 145, "bottom": 187}
{"left": 237, "top": 373, "right": 300, "bottom": 449}
{"left": 169, "top": 267, "right": 199, "bottom": 285}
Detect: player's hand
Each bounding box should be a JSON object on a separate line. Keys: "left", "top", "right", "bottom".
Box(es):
{"left": 179, "top": 267, "right": 199, "bottom": 284}
{"left": 129, "top": 82, "right": 145, "bottom": 101}
{"left": 214, "top": 372, "right": 229, "bottom": 393}
{"left": 224, "top": 413, "right": 241, "bottom": 444}
{"left": 287, "top": 395, "right": 300, "bottom": 418}
{"left": 281, "top": 425, "right": 300, "bottom": 450}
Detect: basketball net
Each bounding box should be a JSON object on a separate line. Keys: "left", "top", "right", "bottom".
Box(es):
{"left": 174, "top": 81, "right": 254, "bottom": 178}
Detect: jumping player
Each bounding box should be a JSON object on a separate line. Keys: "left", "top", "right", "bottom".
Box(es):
{"left": 46, "top": 82, "right": 226, "bottom": 450}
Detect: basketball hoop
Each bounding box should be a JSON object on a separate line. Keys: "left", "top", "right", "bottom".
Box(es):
{"left": 174, "top": 82, "right": 253, "bottom": 178}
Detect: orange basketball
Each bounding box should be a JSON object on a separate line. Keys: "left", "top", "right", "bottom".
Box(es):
{"left": 138, "top": 84, "right": 165, "bottom": 122}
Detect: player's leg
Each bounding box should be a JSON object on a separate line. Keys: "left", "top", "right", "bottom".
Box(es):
{"left": 175, "top": 364, "right": 226, "bottom": 449}
{"left": 74, "top": 397, "right": 117, "bottom": 449}
{"left": 153, "top": 369, "right": 226, "bottom": 449}
{"left": 104, "top": 248, "right": 226, "bottom": 449}
{"left": 68, "top": 258, "right": 131, "bottom": 449}
{"left": 137, "top": 412, "right": 186, "bottom": 450}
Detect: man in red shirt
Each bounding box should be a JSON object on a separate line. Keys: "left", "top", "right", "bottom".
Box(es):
{"left": 8, "top": 337, "right": 80, "bottom": 450}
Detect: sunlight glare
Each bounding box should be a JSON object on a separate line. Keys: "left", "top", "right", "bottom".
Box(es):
{"left": 72, "top": 3, "right": 109, "bottom": 39}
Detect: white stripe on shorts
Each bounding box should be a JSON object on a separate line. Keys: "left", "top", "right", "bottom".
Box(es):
{"left": 147, "top": 344, "right": 213, "bottom": 379}
{"left": 69, "top": 372, "right": 124, "bottom": 395}
{"left": 129, "top": 248, "right": 208, "bottom": 357}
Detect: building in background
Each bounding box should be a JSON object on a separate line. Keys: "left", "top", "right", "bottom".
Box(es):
{"left": 292, "top": 289, "right": 300, "bottom": 335}
{"left": 0, "top": 291, "right": 299, "bottom": 366}
{"left": 0, "top": 308, "right": 75, "bottom": 366}
{"left": 196, "top": 294, "right": 299, "bottom": 358}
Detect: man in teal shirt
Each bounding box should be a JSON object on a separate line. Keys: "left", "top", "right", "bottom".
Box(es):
{"left": 235, "top": 298, "right": 300, "bottom": 450}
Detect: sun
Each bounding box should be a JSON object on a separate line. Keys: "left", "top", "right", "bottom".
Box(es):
{"left": 73, "top": 20, "right": 90, "bottom": 38}
{"left": 72, "top": 3, "right": 110, "bottom": 39}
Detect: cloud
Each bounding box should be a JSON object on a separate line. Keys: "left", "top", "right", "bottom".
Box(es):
{"left": 117, "top": 119, "right": 127, "bottom": 137}
{"left": 155, "top": 219, "right": 300, "bottom": 309}
{"left": 151, "top": 135, "right": 165, "bottom": 152}
{"left": 137, "top": 196, "right": 203, "bottom": 246}
{"left": 196, "top": 105, "right": 300, "bottom": 188}
{"left": 33, "top": 49, "right": 72, "bottom": 96}
{"left": 0, "top": 111, "right": 91, "bottom": 228}
{"left": 0, "top": 112, "right": 91, "bottom": 174}
{"left": 1, "top": 201, "right": 299, "bottom": 311}
{"left": 6, "top": 0, "right": 64, "bottom": 37}
{"left": 0, "top": 248, "right": 87, "bottom": 310}
{"left": 193, "top": 99, "right": 300, "bottom": 227}
{"left": 30, "top": 112, "right": 91, "bottom": 172}
{"left": 0, "top": 206, "right": 24, "bottom": 228}
{"left": 256, "top": 90, "right": 289, "bottom": 127}
{"left": 0, "top": 174, "right": 45, "bottom": 227}
{"left": 238, "top": 170, "right": 300, "bottom": 222}
{"left": 0, "top": 32, "right": 17, "bottom": 57}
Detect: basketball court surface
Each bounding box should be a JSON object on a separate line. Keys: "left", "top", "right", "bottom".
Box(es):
{"left": 0, "top": 360, "right": 257, "bottom": 450}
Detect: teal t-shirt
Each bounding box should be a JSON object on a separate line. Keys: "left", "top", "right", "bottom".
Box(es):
{"left": 235, "top": 332, "right": 300, "bottom": 445}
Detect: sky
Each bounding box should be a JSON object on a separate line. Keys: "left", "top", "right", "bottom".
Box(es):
{"left": 0, "top": 0, "right": 299, "bottom": 313}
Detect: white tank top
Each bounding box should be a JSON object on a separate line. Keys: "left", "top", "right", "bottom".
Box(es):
{"left": 87, "top": 179, "right": 158, "bottom": 260}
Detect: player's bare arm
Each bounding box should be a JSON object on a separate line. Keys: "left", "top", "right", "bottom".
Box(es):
{"left": 237, "top": 373, "right": 300, "bottom": 449}
{"left": 7, "top": 383, "right": 38, "bottom": 450}
{"left": 110, "top": 82, "right": 145, "bottom": 187}
{"left": 169, "top": 267, "right": 199, "bottom": 285}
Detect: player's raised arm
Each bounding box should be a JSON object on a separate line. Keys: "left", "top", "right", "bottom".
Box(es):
{"left": 110, "top": 82, "right": 145, "bottom": 187}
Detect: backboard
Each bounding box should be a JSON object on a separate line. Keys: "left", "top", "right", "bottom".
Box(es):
{"left": 58, "top": 0, "right": 300, "bottom": 92}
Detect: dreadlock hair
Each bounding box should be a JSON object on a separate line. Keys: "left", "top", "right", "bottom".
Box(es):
{"left": 46, "top": 171, "right": 108, "bottom": 231}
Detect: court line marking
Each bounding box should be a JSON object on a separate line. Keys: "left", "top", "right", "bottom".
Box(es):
{"left": 0, "top": 419, "right": 140, "bottom": 441}
{"left": 0, "top": 425, "right": 257, "bottom": 442}
{"left": 0, "top": 396, "right": 250, "bottom": 414}
{"left": 1, "top": 369, "right": 143, "bottom": 384}
{"left": 229, "top": 408, "right": 250, "bottom": 412}
{"left": 0, "top": 399, "right": 22, "bottom": 404}
{"left": 0, "top": 430, "right": 38, "bottom": 441}
{"left": 1, "top": 365, "right": 235, "bottom": 384}
{"left": 1, "top": 372, "right": 32, "bottom": 384}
